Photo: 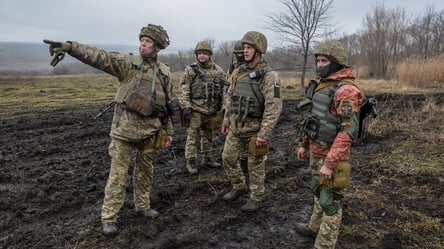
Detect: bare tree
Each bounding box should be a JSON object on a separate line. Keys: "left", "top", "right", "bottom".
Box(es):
{"left": 266, "top": 0, "right": 334, "bottom": 94}
{"left": 360, "top": 4, "right": 409, "bottom": 78}
{"left": 431, "top": 10, "right": 444, "bottom": 55}
{"left": 408, "top": 6, "right": 444, "bottom": 59}
{"left": 213, "top": 40, "right": 237, "bottom": 71}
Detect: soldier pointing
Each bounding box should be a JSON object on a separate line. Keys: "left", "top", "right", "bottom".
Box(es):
{"left": 44, "top": 23, "right": 174, "bottom": 235}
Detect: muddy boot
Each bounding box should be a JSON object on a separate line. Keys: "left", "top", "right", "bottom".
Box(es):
{"left": 202, "top": 157, "right": 221, "bottom": 168}
{"left": 222, "top": 187, "right": 247, "bottom": 201}
{"left": 137, "top": 208, "right": 160, "bottom": 219}
{"left": 241, "top": 199, "right": 260, "bottom": 212}
{"left": 102, "top": 222, "right": 117, "bottom": 235}
{"left": 294, "top": 223, "right": 317, "bottom": 238}
{"left": 186, "top": 160, "right": 198, "bottom": 175}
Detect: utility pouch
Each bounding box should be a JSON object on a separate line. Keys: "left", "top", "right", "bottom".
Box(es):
{"left": 304, "top": 115, "right": 320, "bottom": 140}
{"left": 154, "top": 128, "right": 167, "bottom": 150}
{"left": 248, "top": 136, "right": 268, "bottom": 156}
{"left": 320, "top": 161, "right": 351, "bottom": 189}
{"left": 297, "top": 97, "right": 313, "bottom": 113}
{"left": 208, "top": 115, "right": 221, "bottom": 131}
{"left": 125, "top": 91, "right": 155, "bottom": 116}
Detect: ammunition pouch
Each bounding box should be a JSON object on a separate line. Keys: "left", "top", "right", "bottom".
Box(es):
{"left": 248, "top": 136, "right": 268, "bottom": 156}
{"left": 319, "top": 161, "right": 351, "bottom": 190}
{"left": 207, "top": 115, "right": 221, "bottom": 131}
{"left": 154, "top": 128, "right": 167, "bottom": 150}
{"left": 125, "top": 91, "right": 155, "bottom": 116}
{"left": 303, "top": 115, "right": 319, "bottom": 140}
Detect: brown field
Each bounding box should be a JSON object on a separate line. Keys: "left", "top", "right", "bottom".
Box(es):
{"left": 0, "top": 74, "right": 443, "bottom": 249}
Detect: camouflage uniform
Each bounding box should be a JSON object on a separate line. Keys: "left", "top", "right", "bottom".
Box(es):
{"left": 224, "top": 40, "right": 248, "bottom": 168}
{"left": 66, "top": 25, "right": 173, "bottom": 224}
{"left": 179, "top": 41, "right": 225, "bottom": 171}
{"left": 296, "top": 40, "right": 365, "bottom": 249}
{"left": 222, "top": 31, "right": 283, "bottom": 208}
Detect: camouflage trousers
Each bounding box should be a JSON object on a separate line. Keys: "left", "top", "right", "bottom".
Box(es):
{"left": 101, "top": 137, "right": 155, "bottom": 224}
{"left": 222, "top": 131, "right": 266, "bottom": 201}
{"left": 185, "top": 112, "right": 215, "bottom": 160}
{"left": 309, "top": 156, "right": 345, "bottom": 249}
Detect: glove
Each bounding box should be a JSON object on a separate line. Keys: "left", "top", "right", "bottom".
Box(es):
{"left": 43, "top": 39, "right": 72, "bottom": 67}
{"left": 183, "top": 108, "right": 193, "bottom": 119}
{"left": 219, "top": 109, "right": 225, "bottom": 119}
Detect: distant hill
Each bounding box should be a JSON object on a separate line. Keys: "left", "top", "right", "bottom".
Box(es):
{"left": 0, "top": 41, "right": 138, "bottom": 73}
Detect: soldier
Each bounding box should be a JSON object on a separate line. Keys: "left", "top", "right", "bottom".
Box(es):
{"left": 221, "top": 31, "right": 282, "bottom": 212}
{"left": 226, "top": 40, "right": 245, "bottom": 78}
{"left": 43, "top": 23, "right": 174, "bottom": 235}
{"left": 224, "top": 40, "right": 248, "bottom": 183}
{"left": 179, "top": 41, "right": 225, "bottom": 174}
{"left": 295, "top": 40, "right": 366, "bottom": 249}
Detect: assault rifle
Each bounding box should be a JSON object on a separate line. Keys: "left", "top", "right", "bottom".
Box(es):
{"left": 358, "top": 97, "right": 377, "bottom": 138}
{"left": 94, "top": 100, "right": 116, "bottom": 119}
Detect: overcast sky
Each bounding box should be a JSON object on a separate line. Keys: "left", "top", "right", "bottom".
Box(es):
{"left": 1, "top": 0, "right": 443, "bottom": 52}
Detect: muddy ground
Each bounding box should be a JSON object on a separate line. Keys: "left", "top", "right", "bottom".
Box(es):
{"left": 0, "top": 94, "right": 443, "bottom": 249}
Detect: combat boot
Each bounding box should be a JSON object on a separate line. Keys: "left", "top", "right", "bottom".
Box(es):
{"left": 294, "top": 223, "right": 317, "bottom": 238}
{"left": 222, "top": 187, "right": 247, "bottom": 201}
{"left": 241, "top": 199, "right": 260, "bottom": 212}
{"left": 186, "top": 160, "right": 198, "bottom": 175}
{"left": 138, "top": 208, "right": 160, "bottom": 219}
{"left": 102, "top": 222, "right": 117, "bottom": 235}
{"left": 202, "top": 157, "right": 221, "bottom": 168}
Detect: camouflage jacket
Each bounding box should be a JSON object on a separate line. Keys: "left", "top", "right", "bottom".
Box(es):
{"left": 69, "top": 42, "right": 173, "bottom": 143}
{"left": 223, "top": 61, "right": 283, "bottom": 141}
{"left": 300, "top": 67, "right": 365, "bottom": 168}
{"left": 178, "top": 61, "right": 225, "bottom": 115}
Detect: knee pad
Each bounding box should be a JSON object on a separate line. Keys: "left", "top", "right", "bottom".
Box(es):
{"left": 319, "top": 187, "right": 339, "bottom": 216}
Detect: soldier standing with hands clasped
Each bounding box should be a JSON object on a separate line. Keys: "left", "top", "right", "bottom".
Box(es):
{"left": 221, "top": 31, "right": 282, "bottom": 212}
{"left": 44, "top": 23, "right": 174, "bottom": 235}
{"left": 295, "top": 40, "right": 366, "bottom": 249}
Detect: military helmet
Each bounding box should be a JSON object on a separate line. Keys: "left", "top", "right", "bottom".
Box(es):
{"left": 139, "top": 24, "right": 170, "bottom": 49}
{"left": 194, "top": 41, "right": 213, "bottom": 55}
{"left": 233, "top": 40, "right": 243, "bottom": 53}
{"left": 241, "top": 31, "right": 267, "bottom": 54}
{"left": 314, "top": 40, "right": 348, "bottom": 66}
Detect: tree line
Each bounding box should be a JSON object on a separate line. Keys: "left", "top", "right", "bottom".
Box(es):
{"left": 161, "top": 1, "right": 443, "bottom": 84}
{"left": 12, "top": 1, "right": 441, "bottom": 89}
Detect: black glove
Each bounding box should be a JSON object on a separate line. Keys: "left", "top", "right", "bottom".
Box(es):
{"left": 43, "top": 39, "right": 72, "bottom": 67}
{"left": 183, "top": 108, "right": 193, "bottom": 119}
{"left": 219, "top": 109, "right": 225, "bottom": 119}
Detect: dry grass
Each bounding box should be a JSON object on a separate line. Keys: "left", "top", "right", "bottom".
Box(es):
{"left": 0, "top": 75, "right": 117, "bottom": 119}
{"left": 395, "top": 54, "right": 444, "bottom": 87}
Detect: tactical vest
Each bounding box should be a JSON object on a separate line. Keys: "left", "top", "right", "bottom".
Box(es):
{"left": 114, "top": 55, "right": 170, "bottom": 116}
{"left": 301, "top": 81, "right": 356, "bottom": 146}
{"left": 190, "top": 65, "right": 223, "bottom": 102}
{"left": 230, "top": 66, "right": 271, "bottom": 118}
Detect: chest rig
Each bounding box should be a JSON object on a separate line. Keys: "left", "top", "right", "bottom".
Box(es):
{"left": 114, "top": 56, "right": 170, "bottom": 116}
{"left": 298, "top": 80, "right": 355, "bottom": 146}
{"left": 230, "top": 65, "right": 271, "bottom": 119}
{"left": 190, "top": 64, "right": 223, "bottom": 103}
